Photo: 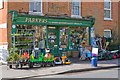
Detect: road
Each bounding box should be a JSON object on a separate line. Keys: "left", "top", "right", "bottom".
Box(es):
{"left": 32, "top": 68, "right": 119, "bottom": 78}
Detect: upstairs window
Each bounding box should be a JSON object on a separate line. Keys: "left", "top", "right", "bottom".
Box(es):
{"left": 71, "top": 0, "right": 81, "bottom": 18}
{"left": 29, "top": 0, "right": 42, "bottom": 15}
{"left": 104, "top": 0, "right": 112, "bottom": 20}
{"left": 0, "top": 0, "right": 3, "bottom": 9}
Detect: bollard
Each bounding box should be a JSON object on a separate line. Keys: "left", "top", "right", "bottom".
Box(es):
{"left": 91, "top": 56, "right": 97, "bottom": 67}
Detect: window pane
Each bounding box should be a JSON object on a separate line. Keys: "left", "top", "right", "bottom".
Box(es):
{"left": 36, "top": 2, "right": 41, "bottom": 12}
{"left": 29, "top": 1, "right": 42, "bottom": 13}
{"left": 104, "top": 30, "right": 111, "bottom": 38}
{"left": 72, "top": 2, "right": 80, "bottom": 15}
{"left": 29, "top": 2, "right": 34, "bottom": 11}
{"left": 104, "top": 2, "right": 110, "bottom": 9}
{"left": 0, "top": 0, "right": 3, "bottom": 9}
{"left": 104, "top": 10, "right": 110, "bottom": 18}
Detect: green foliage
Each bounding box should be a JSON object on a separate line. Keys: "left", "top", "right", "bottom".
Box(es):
{"left": 107, "top": 41, "right": 119, "bottom": 51}
{"left": 7, "top": 48, "right": 20, "bottom": 62}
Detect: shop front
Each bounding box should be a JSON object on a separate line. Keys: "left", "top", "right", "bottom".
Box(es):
{"left": 10, "top": 10, "right": 95, "bottom": 57}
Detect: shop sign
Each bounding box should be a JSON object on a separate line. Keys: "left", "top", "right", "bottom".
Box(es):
{"left": 25, "top": 18, "right": 47, "bottom": 23}
{"left": 13, "top": 15, "right": 94, "bottom": 27}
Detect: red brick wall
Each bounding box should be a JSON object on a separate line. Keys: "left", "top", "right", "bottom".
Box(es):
{"left": 43, "top": 2, "right": 71, "bottom": 16}
{"left": 82, "top": 2, "right": 119, "bottom": 39}
{"left": 82, "top": 2, "right": 104, "bottom": 35}
{"left": 103, "top": 2, "right": 119, "bottom": 42}
{"left": 0, "top": 2, "right": 7, "bottom": 24}
{"left": 118, "top": 1, "right": 120, "bottom": 43}
{"left": 7, "top": 2, "right": 29, "bottom": 47}
{"left": 0, "top": 2, "right": 8, "bottom": 45}
{"left": 6, "top": 2, "right": 119, "bottom": 46}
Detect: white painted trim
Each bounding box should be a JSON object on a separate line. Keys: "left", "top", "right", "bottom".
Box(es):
{"left": 104, "top": 29, "right": 112, "bottom": 38}
{"left": 104, "top": 18, "right": 112, "bottom": 21}
{"left": 29, "top": 0, "right": 43, "bottom": 15}
{"left": 104, "top": 0, "right": 112, "bottom": 19}
{"left": 71, "top": 0, "right": 81, "bottom": 18}
{"left": 0, "top": 23, "right": 7, "bottom": 28}
{"left": 71, "top": 15, "right": 82, "bottom": 18}
{"left": 29, "top": 11, "right": 43, "bottom": 15}
{"left": 0, "top": 0, "right": 3, "bottom": 9}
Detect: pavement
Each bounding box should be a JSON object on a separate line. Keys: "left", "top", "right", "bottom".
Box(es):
{"left": 1, "top": 58, "right": 120, "bottom": 79}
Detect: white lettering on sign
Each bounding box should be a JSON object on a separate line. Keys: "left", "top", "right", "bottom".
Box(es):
{"left": 25, "top": 18, "right": 47, "bottom": 23}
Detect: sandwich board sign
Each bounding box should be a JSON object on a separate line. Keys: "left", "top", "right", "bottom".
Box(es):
{"left": 92, "top": 47, "right": 98, "bottom": 56}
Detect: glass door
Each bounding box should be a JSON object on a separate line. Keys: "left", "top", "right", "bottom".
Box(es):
{"left": 47, "top": 26, "right": 59, "bottom": 56}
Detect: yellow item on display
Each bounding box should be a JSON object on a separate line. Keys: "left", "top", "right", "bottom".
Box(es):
{"left": 61, "top": 56, "right": 71, "bottom": 65}
{"left": 31, "top": 54, "right": 34, "bottom": 60}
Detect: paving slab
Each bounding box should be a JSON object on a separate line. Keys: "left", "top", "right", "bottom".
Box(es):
{"left": 2, "top": 59, "right": 119, "bottom": 79}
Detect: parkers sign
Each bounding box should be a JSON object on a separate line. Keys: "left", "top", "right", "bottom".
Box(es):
{"left": 25, "top": 18, "right": 48, "bottom": 23}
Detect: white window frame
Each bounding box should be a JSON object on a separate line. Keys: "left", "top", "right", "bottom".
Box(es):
{"left": 71, "top": 0, "right": 81, "bottom": 18}
{"left": 0, "top": 0, "right": 3, "bottom": 9}
{"left": 104, "top": 0, "right": 112, "bottom": 20}
{"left": 29, "top": 0, "right": 43, "bottom": 15}
{"left": 104, "top": 29, "right": 112, "bottom": 38}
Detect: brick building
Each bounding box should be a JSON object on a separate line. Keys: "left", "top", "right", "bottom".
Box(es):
{"left": 0, "top": 0, "right": 120, "bottom": 50}
{"left": 0, "top": 1, "right": 8, "bottom": 49}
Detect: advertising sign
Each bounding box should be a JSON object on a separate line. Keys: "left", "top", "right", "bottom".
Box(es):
{"left": 92, "top": 47, "right": 98, "bottom": 56}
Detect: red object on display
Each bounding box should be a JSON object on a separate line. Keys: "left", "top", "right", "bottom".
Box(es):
{"left": 113, "top": 53, "right": 117, "bottom": 59}
{"left": 22, "top": 52, "right": 30, "bottom": 59}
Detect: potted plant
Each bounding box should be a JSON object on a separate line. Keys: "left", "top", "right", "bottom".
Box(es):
{"left": 7, "top": 48, "right": 20, "bottom": 64}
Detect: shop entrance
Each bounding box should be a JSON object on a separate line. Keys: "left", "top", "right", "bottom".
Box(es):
{"left": 10, "top": 10, "right": 95, "bottom": 57}
{"left": 47, "top": 26, "right": 60, "bottom": 56}
{"left": 47, "top": 26, "right": 69, "bottom": 56}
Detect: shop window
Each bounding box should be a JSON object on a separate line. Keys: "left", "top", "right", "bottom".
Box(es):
{"left": 104, "top": 29, "right": 112, "bottom": 38}
{"left": 0, "top": 0, "right": 3, "bottom": 9}
{"left": 69, "top": 27, "right": 89, "bottom": 50}
{"left": 11, "top": 25, "right": 46, "bottom": 52}
{"left": 29, "top": 0, "right": 42, "bottom": 15}
{"left": 48, "top": 27, "right": 57, "bottom": 48}
{"left": 71, "top": 0, "right": 81, "bottom": 18}
{"left": 59, "top": 27, "right": 68, "bottom": 50}
{"left": 104, "top": 0, "right": 112, "bottom": 20}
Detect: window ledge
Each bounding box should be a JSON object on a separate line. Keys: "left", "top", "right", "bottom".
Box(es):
{"left": 29, "top": 12, "right": 43, "bottom": 16}
{"left": 104, "top": 18, "right": 112, "bottom": 21}
{"left": 71, "top": 15, "right": 82, "bottom": 18}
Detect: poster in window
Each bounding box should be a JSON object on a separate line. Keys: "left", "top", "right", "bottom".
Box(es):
{"left": 0, "top": 0, "right": 3, "bottom": 9}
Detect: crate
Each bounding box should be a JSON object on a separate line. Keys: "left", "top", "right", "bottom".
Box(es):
{"left": 72, "top": 51, "right": 79, "bottom": 58}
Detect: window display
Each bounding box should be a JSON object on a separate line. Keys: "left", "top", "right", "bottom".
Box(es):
{"left": 59, "top": 27, "right": 68, "bottom": 50}
{"left": 11, "top": 25, "right": 35, "bottom": 49}
{"left": 33, "top": 26, "right": 46, "bottom": 49}
{"left": 48, "top": 27, "right": 57, "bottom": 48}
{"left": 11, "top": 25, "right": 46, "bottom": 54}
{"left": 69, "top": 27, "right": 89, "bottom": 50}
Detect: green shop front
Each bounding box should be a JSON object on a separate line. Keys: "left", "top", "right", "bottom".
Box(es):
{"left": 10, "top": 11, "right": 95, "bottom": 57}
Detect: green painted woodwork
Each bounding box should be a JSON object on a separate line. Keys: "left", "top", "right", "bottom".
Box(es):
{"left": 13, "top": 16, "right": 94, "bottom": 27}
{"left": 9, "top": 10, "right": 95, "bottom": 57}
{"left": 9, "top": 10, "right": 95, "bottom": 27}
{"left": 68, "top": 27, "right": 70, "bottom": 50}
{"left": 46, "top": 26, "right": 48, "bottom": 48}
{"left": 89, "top": 27, "right": 91, "bottom": 45}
